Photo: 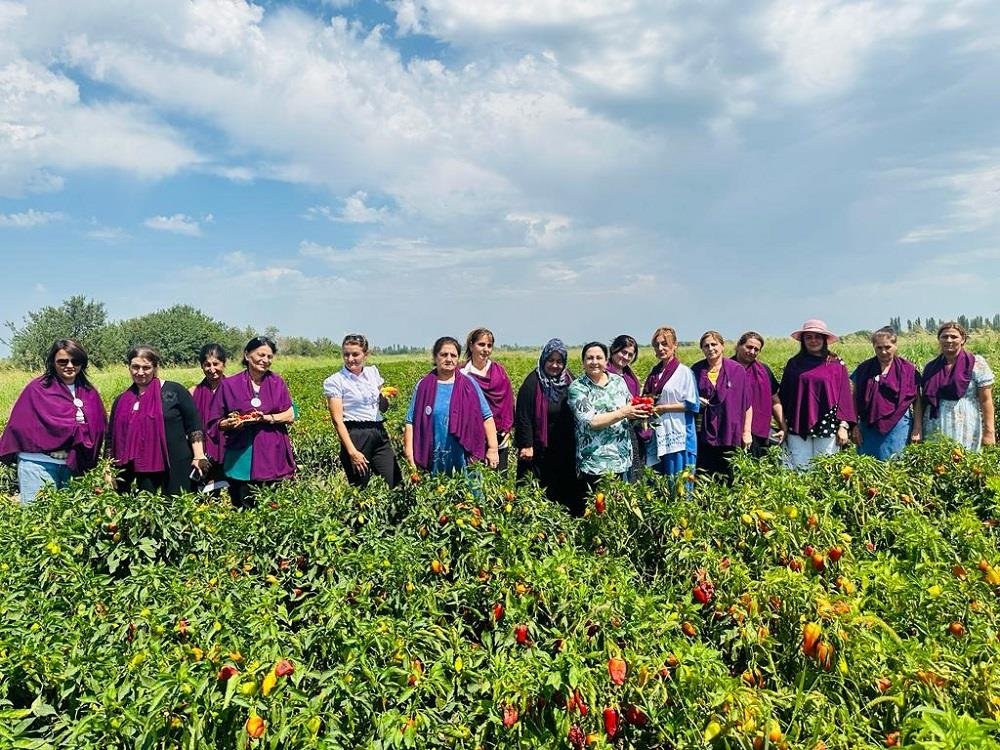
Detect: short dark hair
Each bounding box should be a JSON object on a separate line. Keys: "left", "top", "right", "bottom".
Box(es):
{"left": 242, "top": 336, "right": 277, "bottom": 367}
{"left": 42, "top": 338, "right": 92, "bottom": 389}
{"left": 199, "top": 343, "right": 228, "bottom": 364}
{"left": 432, "top": 336, "right": 462, "bottom": 359}
{"left": 581, "top": 341, "right": 609, "bottom": 361}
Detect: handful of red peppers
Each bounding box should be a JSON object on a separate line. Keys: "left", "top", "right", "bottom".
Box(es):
{"left": 630, "top": 395, "right": 655, "bottom": 431}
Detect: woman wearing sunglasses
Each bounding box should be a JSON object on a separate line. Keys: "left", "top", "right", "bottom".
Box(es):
{"left": 0, "top": 339, "right": 108, "bottom": 503}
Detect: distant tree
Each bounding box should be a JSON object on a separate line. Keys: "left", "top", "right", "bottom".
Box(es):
{"left": 105, "top": 305, "right": 248, "bottom": 366}
{"left": 278, "top": 336, "right": 340, "bottom": 357}
{"left": 889, "top": 316, "right": 901, "bottom": 332}
{"left": 993, "top": 314, "right": 1000, "bottom": 330}
{"left": 925, "top": 317, "right": 937, "bottom": 333}
{"left": 3, "top": 295, "right": 112, "bottom": 369}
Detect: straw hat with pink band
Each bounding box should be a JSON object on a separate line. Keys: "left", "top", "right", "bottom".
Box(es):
{"left": 790, "top": 319, "right": 839, "bottom": 343}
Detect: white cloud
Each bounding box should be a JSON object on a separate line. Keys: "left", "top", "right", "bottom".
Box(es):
{"left": 0, "top": 57, "right": 200, "bottom": 196}
{"left": 898, "top": 160, "right": 1000, "bottom": 243}
{"left": 305, "top": 191, "right": 390, "bottom": 223}
{"left": 0, "top": 207, "right": 64, "bottom": 227}
{"left": 143, "top": 213, "right": 211, "bottom": 236}
{"left": 86, "top": 223, "right": 130, "bottom": 242}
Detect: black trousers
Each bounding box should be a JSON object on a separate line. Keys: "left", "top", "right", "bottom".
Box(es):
{"left": 341, "top": 422, "right": 402, "bottom": 489}
{"left": 116, "top": 468, "right": 168, "bottom": 495}
{"left": 696, "top": 441, "right": 734, "bottom": 482}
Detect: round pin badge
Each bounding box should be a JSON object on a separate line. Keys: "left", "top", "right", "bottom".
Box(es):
{"left": 72, "top": 398, "right": 84, "bottom": 408}
{"left": 250, "top": 397, "right": 262, "bottom": 408}
{"left": 424, "top": 405, "right": 433, "bottom": 416}
{"left": 132, "top": 402, "right": 140, "bottom": 412}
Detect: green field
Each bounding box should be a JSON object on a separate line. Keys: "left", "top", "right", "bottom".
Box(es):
{"left": 1, "top": 334, "right": 999, "bottom": 749}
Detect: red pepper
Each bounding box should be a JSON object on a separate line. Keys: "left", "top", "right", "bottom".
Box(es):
{"left": 603, "top": 708, "right": 619, "bottom": 738}
{"left": 502, "top": 705, "right": 518, "bottom": 728}
{"left": 514, "top": 624, "right": 529, "bottom": 646}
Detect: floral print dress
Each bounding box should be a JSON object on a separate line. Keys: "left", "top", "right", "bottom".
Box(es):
{"left": 922, "top": 354, "right": 995, "bottom": 451}
{"left": 568, "top": 373, "right": 633, "bottom": 476}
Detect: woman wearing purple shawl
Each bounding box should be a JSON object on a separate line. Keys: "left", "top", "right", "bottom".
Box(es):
{"left": 0, "top": 339, "right": 107, "bottom": 504}
{"left": 920, "top": 321, "right": 995, "bottom": 451}
{"left": 778, "top": 319, "right": 856, "bottom": 470}
{"left": 107, "top": 346, "right": 208, "bottom": 496}
{"left": 209, "top": 336, "right": 296, "bottom": 507}
{"left": 850, "top": 327, "right": 922, "bottom": 459}
{"left": 461, "top": 328, "right": 514, "bottom": 471}
{"left": 691, "top": 331, "right": 752, "bottom": 481}
{"left": 607, "top": 334, "right": 644, "bottom": 482}
{"left": 514, "top": 338, "right": 583, "bottom": 513}
{"left": 643, "top": 326, "right": 699, "bottom": 483}
{"left": 189, "top": 343, "right": 228, "bottom": 492}
{"left": 732, "top": 332, "right": 784, "bottom": 456}
{"left": 404, "top": 336, "right": 498, "bottom": 475}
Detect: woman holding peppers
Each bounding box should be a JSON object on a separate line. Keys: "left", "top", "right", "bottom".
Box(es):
{"left": 568, "top": 342, "right": 651, "bottom": 496}
{"left": 691, "top": 331, "right": 753, "bottom": 481}
{"left": 325, "top": 333, "right": 402, "bottom": 488}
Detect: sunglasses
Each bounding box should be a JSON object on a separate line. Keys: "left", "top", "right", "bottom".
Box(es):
{"left": 55, "top": 358, "right": 83, "bottom": 366}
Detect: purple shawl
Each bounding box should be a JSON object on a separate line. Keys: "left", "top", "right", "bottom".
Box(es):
{"left": 465, "top": 361, "right": 514, "bottom": 433}
{"left": 209, "top": 370, "right": 296, "bottom": 481}
{"left": 110, "top": 378, "right": 168, "bottom": 473}
{"left": 922, "top": 350, "right": 975, "bottom": 419}
{"left": 192, "top": 379, "right": 224, "bottom": 462}
{"left": 779, "top": 354, "right": 857, "bottom": 437}
{"left": 692, "top": 358, "right": 751, "bottom": 447}
{"left": 642, "top": 357, "right": 680, "bottom": 398}
{"left": 533, "top": 379, "right": 551, "bottom": 448}
{"left": 0, "top": 376, "right": 107, "bottom": 473}
{"left": 853, "top": 356, "right": 919, "bottom": 434}
{"left": 607, "top": 363, "right": 640, "bottom": 398}
{"left": 411, "top": 371, "right": 486, "bottom": 470}
{"left": 733, "top": 358, "right": 777, "bottom": 439}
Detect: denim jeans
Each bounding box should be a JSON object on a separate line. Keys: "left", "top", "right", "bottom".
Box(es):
{"left": 17, "top": 457, "right": 71, "bottom": 504}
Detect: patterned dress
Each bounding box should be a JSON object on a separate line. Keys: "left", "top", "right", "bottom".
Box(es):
{"left": 922, "top": 354, "right": 995, "bottom": 451}
{"left": 568, "top": 373, "right": 633, "bottom": 476}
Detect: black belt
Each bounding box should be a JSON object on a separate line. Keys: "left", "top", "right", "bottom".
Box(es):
{"left": 343, "top": 421, "right": 384, "bottom": 428}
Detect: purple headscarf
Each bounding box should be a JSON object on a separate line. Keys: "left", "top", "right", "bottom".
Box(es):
{"left": 209, "top": 370, "right": 296, "bottom": 481}
{"left": 692, "top": 358, "right": 751, "bottom": 447}
{"left": 922, "top": 350, "right": 975, "bottom": 419}
{"left": 191, "top": 378, "right": 224, "bottom": 462}
{"left": 733, "top": 357, "right": 778, "bottom": 439}
{"left": 853, "top": 356, "right": 919, "bottom": 434}
{"left": 411, "top": 370, "right": 486, "bottom": 470}
{"left": 779, "top": 354, "right": 857, "bottom": 437}
{"left": 464, "top": 361, "right": 514, "bottom": 433}
{"left": 0, "top": 376, "right": 107, "bottom": 473}
{"left": 109, "top": 378, "right": 168, "bottom": 473}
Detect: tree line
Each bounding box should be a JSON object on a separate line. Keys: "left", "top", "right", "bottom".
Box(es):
{"left": 2, "top": 296, "right": 341, "bottom": 369}
{"left": 888, "top": 314, "right": 1000, "bottom": 334}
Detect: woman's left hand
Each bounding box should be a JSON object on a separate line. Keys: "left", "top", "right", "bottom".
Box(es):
{"left": 485, "top": 446, "right": 500, "bottom": 468}
{"left": 836, "top": 425, "right": 850, "bottom": 447}
{"left": 982, "top": 428, "right": 996, "bottom": 446}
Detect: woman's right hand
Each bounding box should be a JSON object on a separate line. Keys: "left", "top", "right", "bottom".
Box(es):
{"left": 518, "top": 446, "right": 534, "bottom": 461}
{"left": 349, "top": 449, "right": 369, "bottom": 475}
{"left": 622, "top": 403, "right": 652, "bottom": 421}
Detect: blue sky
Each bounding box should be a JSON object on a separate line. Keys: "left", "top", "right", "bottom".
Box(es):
{"left": 2, "top": 0, "right": 999, "bottom": 352}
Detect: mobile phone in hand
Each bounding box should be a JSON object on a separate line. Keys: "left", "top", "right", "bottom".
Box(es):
{"left": 189, "top": 466, "right": 203, "bottom": 481}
